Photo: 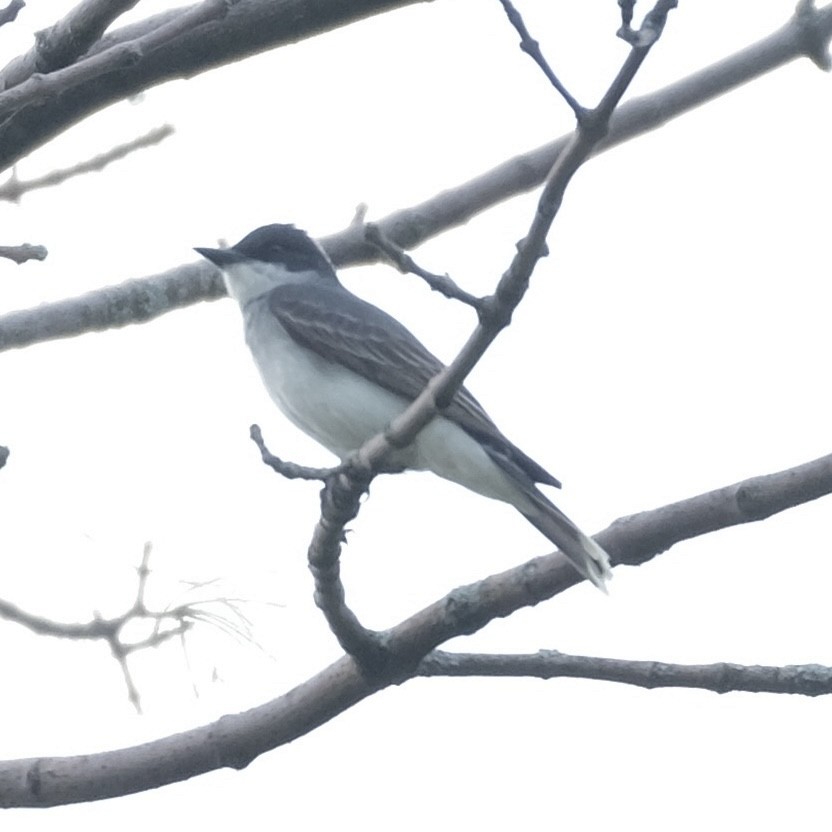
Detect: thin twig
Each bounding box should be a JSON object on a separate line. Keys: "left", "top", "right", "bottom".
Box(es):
{"left": 250, "top": 426, "right": 394, "bottom": 669}
{"left": 0, "top": 243, "right": 46, "bottom": 264}
{"left": 497, "top": 0, "right": 585, "bottom": 117}
{"left": 363, "top": 222, "right": 484, "bottom": 312}
{"left": 0, "top": 125, "right": 174, "bottom": 203}
{"left": 249, "top": 424, "right": 337, "bottom": 481}
{"left": 107, "top": 631, "right": 144, "bottom": 713}
{"left": 0, "top": 542, "right": 216, "bottom": 711}
{"left": 619, "top": 0, "right": 677, "bottom": 46}
{"left": 134, "top": 541, "right": 153, "bottom": 611}
{"left": 419, "top": 650, "right": 832, "bottom": 696}
{"left": 619, "top": 0, "right": 636, "bottom": 30}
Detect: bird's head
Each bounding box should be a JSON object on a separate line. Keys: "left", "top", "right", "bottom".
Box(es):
{"left": 195, "top": 223, "right": 338, "bottom": 305}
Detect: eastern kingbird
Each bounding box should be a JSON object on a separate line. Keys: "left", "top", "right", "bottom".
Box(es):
{"left": 196, "top": 224, "right": 611, "bottom": 590}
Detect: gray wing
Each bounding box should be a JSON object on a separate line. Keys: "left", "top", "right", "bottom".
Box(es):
{"left": 267, "top": 281, "right": 561, "bottom": 489}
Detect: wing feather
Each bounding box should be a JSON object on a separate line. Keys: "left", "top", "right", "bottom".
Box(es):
{"left": 267, "top": 281, "right": 561, "bottom": 488}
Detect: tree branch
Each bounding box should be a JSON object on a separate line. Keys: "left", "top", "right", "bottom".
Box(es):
{"left": 0, "top": 0, "right": 424, "bottom": 171}
{"left": 618, "top": 0, "right": 635, "bottom": 31}
{"left": 250, "top": 426, "right": 397, "bottom": 669}
{"left": 305, "top": 0, "right": 673, "bottom": 659}
{"left": 418, "top": 650, "right": 832, "bottom": 696}
{"left": 497, "top": 0, "right": 585, "bottom": 117}
{"left": 249, "top": 424, "right": 338, "bottom": 481}
{"left": 0, "top": 0, "right": 143, "bottom": 91}
{"left": 322, "top": 0, "right": 832, "bottom": 265}
{"left": 0, "top": 242, "right": 47, "bottom": 263}
{"left": 0, "top": 0, "right": 235, "bottom": 125}
{"left": 0, "top": 0, "right": 828, "bottom": 176}
{"left": 308, "top": 464, "right": 390, "bottom": 670}
{"left": 363, "top": 222, "right": 484, "bottom": 311}
{"left": 603, "top": 453, "right": 832, "bottom": 569}
{"left": 1, "top": 450, "right": 830, "bottom": 806}
{"left": 0, "top": 0, "right": 24, "bottom": 30}
{"left": 1, "top": 4, "right": 829, "bottom": 352}
{"left": 0, "top": 542, "right": 246, "bottom": 712}
{"left": 0, "top": 261, "right": 224, "bottom": 352}
{"left": 0, "top": 124, "right": 174, "bottom": 203}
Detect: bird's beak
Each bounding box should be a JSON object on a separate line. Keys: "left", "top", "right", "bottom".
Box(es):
{"left": 194, "top": 246, "right": 246, "bottom": 267}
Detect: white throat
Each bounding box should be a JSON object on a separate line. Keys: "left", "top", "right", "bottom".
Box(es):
{"left": 222, "top": 261, "right": 287, "bottom": 307}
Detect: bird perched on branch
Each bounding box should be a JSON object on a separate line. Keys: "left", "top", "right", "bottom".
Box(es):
{"left": 196, "top": 224, "right": 611, "bottom": 590}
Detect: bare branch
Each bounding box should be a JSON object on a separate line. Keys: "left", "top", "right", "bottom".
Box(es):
{"left": 603, "top": 452, "right": 832, "bottom": 569}
{"left": 250, "top": 428, "right": 396, "bottom": 668}
{"left": 322, "top": 2, "right": 832, "bottom": 265}
{"left": 308, "top": 464, "right": 391, "bottom": 671}
{"left": 794, "top": 0, "right": 832, "bottom": 69}
{"left": 1, "top": 6, "right": 828, "bottom": 352}
{"left": 0, "top": 543, "right": 217, "bottom": 711}
{"left": 0, "top": 0, "right": 143, "bottom": 91}
{"left": 347, "top": 0, "right": 676, "bottom": 484}
{"left": 0, "top": 261, "right": 224, "bottom": 353}
{"left": 0, "top": 0, "right": 24, "bottom": 30}
{"left": 134, "top": 540, "right": 153, "bottom": 611}
{"left": 303, "top": 1, "right": 674, "bottom": 659}
{"left": 1, "top": 451, "right": 830, "bottom": 806}
{"left": 249, "top": 424, "right": 337, "bottom": 481}
{"left": 0, "top": 0, "right": 423, "bottom": 171}
{"left": 619, "top": 0, "right": 636, "bottom": 30}
{"left": 618, "top": 0, "right": 677, "bottom": 47}
{"left": 0, "top": 242, "right": 46, "bottom": 263}
{"left": 363, "top": 222, "right": 484, "bottom": 311}
{"left": 112, "top": 644, "right": 143, "bottom": 713}
{"left": 0, "top": 0, "right": 235, "bottom": 125}
{"left": 0, "top": 597, "right": 113, "bottom": 639}
{"left": 496, "top": 0, "right": 585, "bottom": 117}
{"left": 0, "top": 0, "right": 826, "bottom": 177}
{"left": 0, "top": 125, "right": 174, "bottom": 203}
{"left": 419, "top": 650, "right": 832, "bottom": 696}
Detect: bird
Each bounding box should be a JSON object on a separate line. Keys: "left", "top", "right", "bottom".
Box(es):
{"left": 195, "top": 224, "right": 612, "bottom": 590}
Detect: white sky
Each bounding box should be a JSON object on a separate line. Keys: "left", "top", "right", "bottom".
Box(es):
{"left": 1, "top": 0, "right": 831, "bottom": 828}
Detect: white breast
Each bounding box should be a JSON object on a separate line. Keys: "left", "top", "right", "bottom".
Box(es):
{"left": 240, "top": 295, "right": 531, "bottom": 512}
{"left": 242, "top": 297, "right": 413, "bottom": 459}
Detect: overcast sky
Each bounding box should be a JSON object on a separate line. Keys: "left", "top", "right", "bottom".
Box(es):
{"left": 1, "top": 1, "right": 831, "bottom": 829}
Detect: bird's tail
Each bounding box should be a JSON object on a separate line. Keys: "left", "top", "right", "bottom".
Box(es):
{"left": 520, "top": 499, "right": 612, "bottom": 592}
